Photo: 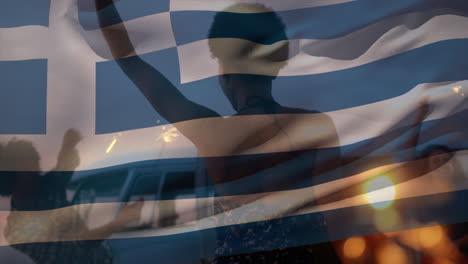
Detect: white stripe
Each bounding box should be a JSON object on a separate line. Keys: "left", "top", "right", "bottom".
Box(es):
{"left": 0, "top": 26, "right": 51, "bottom": 61}
{"left": 0, "top": 150, "right": 466, "bottom": 245}
{"left": 0, "top": 79, "right": 466, "bottom": 171}
{"left": 80, "top": 12, "right": 176, "bottom": 62}
{"left": 169, "top": 0, "right": 355, "bottom": 12}
{"left": 178, "top": 14, "right": 468, "bottom": 83}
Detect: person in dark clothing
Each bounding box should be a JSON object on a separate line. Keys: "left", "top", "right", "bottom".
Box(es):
{"left": 1, "top": 129, "right": 143, "bottom": 264}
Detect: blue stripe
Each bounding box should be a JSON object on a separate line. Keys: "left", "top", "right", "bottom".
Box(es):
{"left": 95, "top": 48, "right": 185, "bottom": 133}
{"left": 78, "top": 0, "right": 169, "bottom": 30}
{"left": 0, "top": 60, "right": 47, "bottom": 134}
{"left": 0, "top": 0, "right": 50, "bottom": 27}
{"left": 96, "top": 39, "right": 468, "bottom": 133}
{"left": 170, "top": 0, "right": 468, "bottom": 45}
{"left": 5, "top": 190, "right": 468, "bottom": 262}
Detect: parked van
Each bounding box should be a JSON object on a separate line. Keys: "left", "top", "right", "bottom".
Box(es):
{"left": 69, "top": 158, "right": 216, "bottom": 263}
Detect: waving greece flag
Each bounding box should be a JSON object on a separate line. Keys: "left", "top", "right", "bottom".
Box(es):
{"left": 0, "top": 0, "right": 467, "bottom": 263}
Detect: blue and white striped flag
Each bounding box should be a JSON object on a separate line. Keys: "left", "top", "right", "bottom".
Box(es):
{"left": 1, "top": 0, "right": 467, "bottom": 263}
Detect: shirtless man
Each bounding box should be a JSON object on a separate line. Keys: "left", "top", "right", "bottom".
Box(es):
{"left": 92, "top": 1, "right": 343, "bottom": 262}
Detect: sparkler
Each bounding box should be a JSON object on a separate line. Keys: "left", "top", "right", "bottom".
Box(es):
{"left": 106, "top": 138, "right": 117, "bottom": 154}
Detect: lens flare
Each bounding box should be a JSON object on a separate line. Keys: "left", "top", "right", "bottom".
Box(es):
{"left": 365, "top": 176, "right": 396, "bottom": 209}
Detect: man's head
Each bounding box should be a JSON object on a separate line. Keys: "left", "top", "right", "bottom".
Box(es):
{"left": 207, "top": 4, "right": 289, "bottom": 108}
{"left": 0, "top": 139, "right": 41, "bottom": 196}
{"left": 1, "top": 139, "right": 40, "bottom": 171}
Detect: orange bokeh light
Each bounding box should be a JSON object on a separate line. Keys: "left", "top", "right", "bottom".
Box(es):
{"left": 418, "top": 225, "right": 444, "bottom": 249}
{"left": 377, "top": 243, "right": 408, "bottom": 264}
{"left": 343, "top": 237, "right": 366, "bottom": 259}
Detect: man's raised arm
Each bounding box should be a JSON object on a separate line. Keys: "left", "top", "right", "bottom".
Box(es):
{"left": 92, "top": 0, "right": 220, "bottom": 124}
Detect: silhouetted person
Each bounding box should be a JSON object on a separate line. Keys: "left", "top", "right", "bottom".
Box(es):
{"left": 420, "top": 145, "right": 468, "bottom": 257}
{"left": 1, "top": 130, "right": 143, "bottom": 263}
{"left": 92, "top": 1, "right": 344, "bottom": 263}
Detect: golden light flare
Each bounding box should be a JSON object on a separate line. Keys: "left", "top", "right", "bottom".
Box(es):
{"left": 365, "top": 176, "right": 396, "bottom": 209}
{"left": 105, "top": 138, "right": 117, "bottom": 154}
{"left": 343, "top": 237, "right": 366, "bottom": 259}
{"left": 418, "top": 225, "right": 444, "bottom": 249}
{"left": 377, "top": 243, "right": 408, "bottom": 264}
{"left": 452, "top": 86, "right": 465, "bottom": 96}
{"left": 157, "top": 127, "right": 179, "bottom": 143}
{"left": 394, "top": 225, "right": 461, "bottom": 260}
{"left": 397, "top": 229, "right": 422, "bottom": 250}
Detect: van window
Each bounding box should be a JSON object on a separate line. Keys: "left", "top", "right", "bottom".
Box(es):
{"left": 123, "top": 170, "right": 197, "bottom": 229}
{"left": 74, "top": 171, "right": 128, "bottom": 229}
{"left": 128, "top": 173, "right": 163, "bottom": 202}
{"left": 159, "top": 171, "right": 196, "bottom": 227}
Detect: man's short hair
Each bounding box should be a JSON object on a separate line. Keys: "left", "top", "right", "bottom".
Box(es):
{"left": 207, "top": 4, "right": 289, "bottom": 75}
{"left": 0, "top": 139, "right": 40, "bottom": 196}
